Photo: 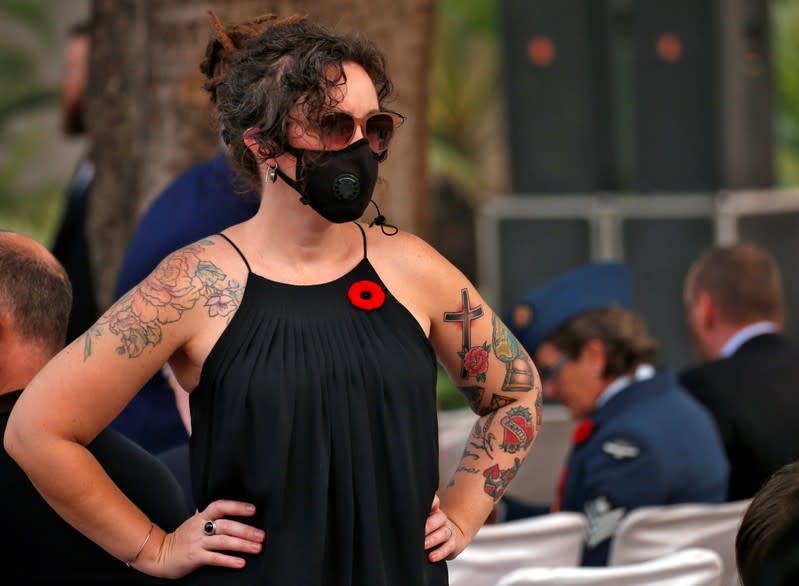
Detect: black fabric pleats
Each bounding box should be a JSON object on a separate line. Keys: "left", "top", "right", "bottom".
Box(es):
{"left": 183, "top": 241, "right": 448, "bottom": 585}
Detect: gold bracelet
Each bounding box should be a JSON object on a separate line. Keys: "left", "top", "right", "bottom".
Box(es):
{"left": 125, "top": 522, "right": 154, "bottom": 568}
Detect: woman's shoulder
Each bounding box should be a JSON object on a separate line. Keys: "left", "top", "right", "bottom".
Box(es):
{"left": 153, "top": 234, "right": 249, "bottom": 278}
{"left": 132, "top": 234, "right": 250, "bottom": 323}
{"left": 364, "top": 225, "right": 469, "bottom": 301}
{"left": 365, "top": 226, "right": 453, "bottom": 274}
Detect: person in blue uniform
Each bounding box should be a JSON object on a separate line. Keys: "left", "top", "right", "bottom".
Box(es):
{"left": 110, "top": 149, "right": 258, "bottom": 455}
{"left": 499, "top": 262, "right": 728, "bottom": 566}
{"left": 5, "top": 13, "right": 542, "bottom": 585}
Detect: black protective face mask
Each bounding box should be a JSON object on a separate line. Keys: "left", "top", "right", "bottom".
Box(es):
{"left": 274, "top": 139, "right": 380, "bottom": 224}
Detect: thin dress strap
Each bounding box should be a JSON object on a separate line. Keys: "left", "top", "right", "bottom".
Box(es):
{"left": 216, "top": 232, "right": 252, "bottom": 273}
{"left": 354, "top": 222, "right": 367, "bottom": 260}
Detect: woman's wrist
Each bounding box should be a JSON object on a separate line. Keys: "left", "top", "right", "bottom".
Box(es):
{"left": 125, "top": 522, "right": 154, "bottom": 567}
{"left": 127, "top": 524, "right": 168, "bottom": 576}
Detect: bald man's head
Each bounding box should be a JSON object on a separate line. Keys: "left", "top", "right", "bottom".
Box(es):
{"left": 0, "top": 232, "right": 73, "bottom": 354}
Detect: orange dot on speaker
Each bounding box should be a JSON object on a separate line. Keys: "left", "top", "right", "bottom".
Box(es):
{"left": 528, "top": 36, "right": 555, "bottom": 67}
{"left": 656, "top": 33, "right": 683, "bottom": 63}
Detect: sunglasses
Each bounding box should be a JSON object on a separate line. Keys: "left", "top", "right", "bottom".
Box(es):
{"left": 317, "top": 111, "right": 404, "bottom": 154}
{"left": 539, "top": 356, "right": 571, "bottom": 384}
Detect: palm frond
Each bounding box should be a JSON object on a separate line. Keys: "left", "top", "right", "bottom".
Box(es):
{"left": 0, "top": 0, "right": 55, "bottom": 43}
{"left": 773, "top": 0, "right": 799, "bottom": 185}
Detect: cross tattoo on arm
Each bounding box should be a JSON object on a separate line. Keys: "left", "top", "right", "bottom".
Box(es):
{"left": 444, "top": 288, "right": 484, "bottom": 378}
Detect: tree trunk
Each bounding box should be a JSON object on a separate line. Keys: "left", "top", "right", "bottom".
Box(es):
{"left": 87, "top": 0, "right": 435, "bottom": 310}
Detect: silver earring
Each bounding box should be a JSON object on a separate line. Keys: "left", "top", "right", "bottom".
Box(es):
{"left": 268, "top": 165, "right": 277, "bottom": 183}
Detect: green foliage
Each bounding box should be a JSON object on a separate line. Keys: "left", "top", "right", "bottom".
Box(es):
{"left": 0, "top": 0, "right": 61, "bottom": 242}
{"left": 436, "top": 365, "right": 468, "bottom": 411}
{"left": 0, "top": 2, "right": 58, "bottom": 126}
{"left": 0, "top": 40, "right": 57, "bottom": 127}
{"left": 0, "top": 131, "right": 63, "bottom": 241}
{"left": 773, "top": 0, "right": 799, "bottom": 184}
{"left": 429, "top": 0, "right": 503, "bottom": 199}
{"left": 0, "top": 0, "right": 55, "bottom": 41}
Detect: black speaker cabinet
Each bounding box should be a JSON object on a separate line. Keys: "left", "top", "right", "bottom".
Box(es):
{"left": 499, "top": 0, "right": 773, "bottom": 193}
{"left": 499, "top": 0, "right": 614, "bottom": 193}
{"left": 629, "top": 0, "right": 719, "bottom": 191}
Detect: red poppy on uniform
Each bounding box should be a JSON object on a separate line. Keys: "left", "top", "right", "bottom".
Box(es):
{"left": 572, "top": 419, "right": 595, "bottom": 445}
{"left": 348, "top": 280, "right": 385, "bottom": 311}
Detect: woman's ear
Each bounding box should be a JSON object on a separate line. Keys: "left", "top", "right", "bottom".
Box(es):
{"left": 243, "top": 127, "right": 263, "bottom": 159}
{"left": 580, "top": 339, "right": 607, "bottom": 378}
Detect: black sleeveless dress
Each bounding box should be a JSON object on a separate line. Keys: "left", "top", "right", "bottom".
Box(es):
{"left": 183, "top": 226, "right": 449, "bottom": 585}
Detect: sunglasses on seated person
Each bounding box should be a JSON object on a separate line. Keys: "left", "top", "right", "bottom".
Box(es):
{"left": 539, "top": 356, "right": 571, "bottom": 384}
{"left": 316, "top": 110, "right": 404, "bottom": 154}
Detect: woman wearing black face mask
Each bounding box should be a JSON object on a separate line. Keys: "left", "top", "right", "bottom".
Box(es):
{"left": 6, "top": 13, "right": 542, "bottom": 586}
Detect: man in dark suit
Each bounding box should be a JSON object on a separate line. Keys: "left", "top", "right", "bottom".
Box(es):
{"left": 0, "top": 231, "right": 189, "bottom": 583}
{"left": 497, "top": 262, "right": 728, "bottom": 566}
{"left": 680, "top": 242, "right": 799, "bottom": 501}
{"left": 51, "top": 21, "right": 98, "bottom": 343}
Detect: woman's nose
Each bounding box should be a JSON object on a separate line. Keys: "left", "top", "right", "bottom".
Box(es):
{"left": 351, "top": 120, "right": 366, "bottom": 144}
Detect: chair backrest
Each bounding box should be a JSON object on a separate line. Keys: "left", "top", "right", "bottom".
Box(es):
{"left": 496, "top": 547, "right": 724, "bottom": 586}
{"left": 438, "top": 405, "right": 572, "bottom": 503}
{"left": 608, "top": 499, "right": 751, "bottom": 586}
{"left": 448, "top": 512, "right": 587, "bottom": 586}
{"left": 438, "top": 407, "right": 479, "bottom": 492}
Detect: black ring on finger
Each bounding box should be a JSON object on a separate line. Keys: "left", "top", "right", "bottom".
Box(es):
{"left": 203, "top": 520, "right": 217, "bottom": 536}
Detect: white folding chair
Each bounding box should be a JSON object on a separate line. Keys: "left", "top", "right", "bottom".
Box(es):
{"left": 608, "top": 499, "right": 751, "bottom": 586}
{"left": 438, "top": 407, "right": 479, "bottom": 491}
{"left": 448, "top": 512, "right": 587, "bottom": 586}
{"left": 438, "top": 404, "right": 572, "bottom": 503}
{"left": 496, "top": 547, "right": 724, "bottom": 586}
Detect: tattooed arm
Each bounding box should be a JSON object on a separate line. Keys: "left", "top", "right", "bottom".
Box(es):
{"left": 360, "top": 230, "right": 535, "bottom": 564}
{"left": 374, "top": 231, "right": 542, "bottom": 561}
{"left": 429, "top": 282, "right": 542, "bottom": 559}
{"left": 4, "top": 237, "right": 262, "bottom": 577}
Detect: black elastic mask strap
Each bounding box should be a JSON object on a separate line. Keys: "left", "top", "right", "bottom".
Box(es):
{"left": 274, "top": 146, "right": 309, "bottom": 204}
{"left": 368, "top": 200, "right": 398, "bottom": 235}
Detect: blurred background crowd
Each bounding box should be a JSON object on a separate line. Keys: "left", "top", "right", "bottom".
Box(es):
{"left": 3, "top": 0, "right": 799, "bottom": 584}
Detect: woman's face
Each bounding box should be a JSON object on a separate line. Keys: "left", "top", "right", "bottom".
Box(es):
{"left": 535, "top": 340, "right": 605, "bottom": 420}
{"left": 287, "top": 61, "right": 380, "bottom": 151}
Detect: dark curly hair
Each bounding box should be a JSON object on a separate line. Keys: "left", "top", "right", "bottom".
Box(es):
{"left": 200, "top": 13, "right": 394, "bottom": 190}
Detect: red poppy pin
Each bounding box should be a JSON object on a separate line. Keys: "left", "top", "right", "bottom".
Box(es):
{"left": 348, "top": 280, "right": 385, "bottom": 311}
{"left": 572, "top": 419, "right": 595, "bottom": 445}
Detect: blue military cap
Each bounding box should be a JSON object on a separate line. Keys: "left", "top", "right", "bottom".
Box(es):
{"left": 506, "top": 262, "right": 633, "bottom": 356}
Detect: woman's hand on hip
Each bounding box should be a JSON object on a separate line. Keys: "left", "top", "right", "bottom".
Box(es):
{"left": 425, "top": 493, "right": 467, "bottom": 562}
{"left": 140, "top": 500, "right": 265, "bottom": 578}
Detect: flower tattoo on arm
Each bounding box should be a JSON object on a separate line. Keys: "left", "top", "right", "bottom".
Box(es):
{"left": 83, "top": 240, "right": 242, "bottom": 359}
